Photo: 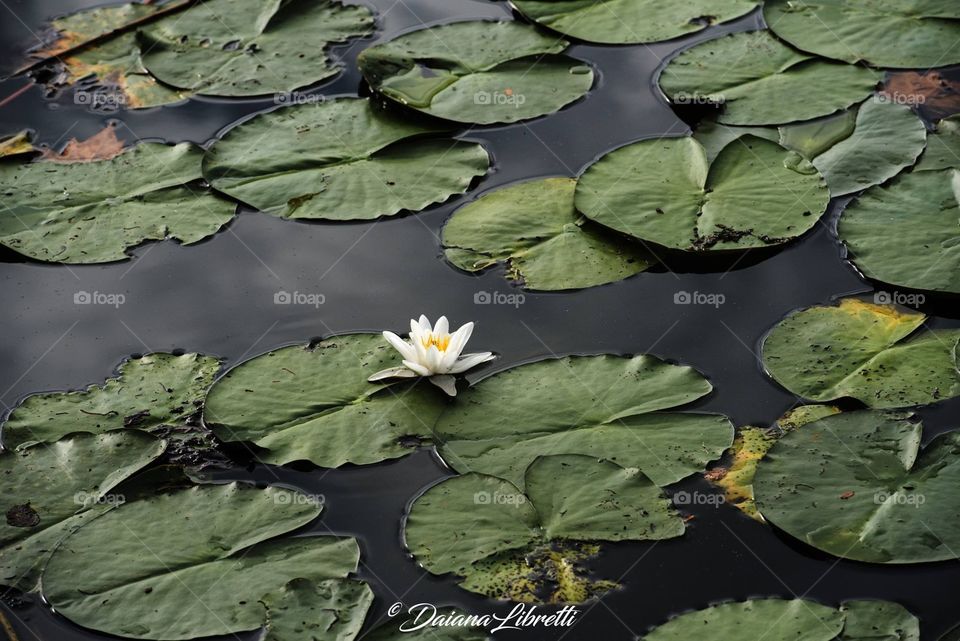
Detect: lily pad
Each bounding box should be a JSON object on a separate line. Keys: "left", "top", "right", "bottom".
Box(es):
{"left": 202, "top": 97, "right": 489, "bottom": 220}
{"left": 434, "top": 354, "right": 733, "bottom": 488}
{"left": 442, "top": 177, "right": 652, "bottom": 290}
{"left": 915, "top": 115, "right": 960, "bottom": 172}
{"left": 659, "top": 31, "right": 880, "bottom": 125}
{"left": 764, "top": 0, "right": 960, "bottom": 69}
{"left": 838, "top": 164, "right": 960, "bottom": 294}
{"left": 783, "top": 98, "right": 927, "bottom": 196}
{"left": 357, "top": 21, "right": 594, "bottom": 125}
{"left": 2, "top": 352, "right": 221, "bottom": 450}
{"left": 260, "top": 578, "right": 373, "bottom": 641}
{"left": 639, "top": 598, "right": 916, "bottom": 641}
{"left": 762, "top": 299, "right": 960, "bottom": 408}
{"left": 706, "top": 405, "right": 841, "bottom": 520}
{"left": 509, "top": 0, "right": 757, "bottom": 44}
{"left": 404, "top": 454, "right": 683, "bottom": 602}
{"left": 140, "top": 0, "right": 375, "bottom": 97}
{"left": 0, "top": 431, "right": 165, "bottom": 591}
{"left": 204, "top": 334, "right": 447, "bottom": 468}
{"left": 575, "top": 135, "right": 829, "bottom": 251}
{"left": 754, "top": 410, "right": 960, "bottom": 563}
{"left": 43, "top": 482, "right": 361, "bottom": 639}
{"left": 0, "top": 143, "right": 236, "bottom": 263}
{"left": 364, "top": 610, "right": 490, "bottom": 640}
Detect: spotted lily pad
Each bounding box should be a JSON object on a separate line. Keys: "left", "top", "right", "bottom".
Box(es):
{"left": 204, "top": 334, "right": 447, "bottom": 468}
{"left": 706, "top": 405, "right": 841, "bottom": 520}
{"left": 640, "top": 598, "right": 916, "bottom": 641}
{"left": 442, "top": 177, "right": 652, "bottom": 290}
{"left": 575, "top": 135, "right": 829, "bottom": 251}
{"left": 42, "top": 482, "right": 362, "bottom": 639}
{"left": 659, "top": 31, "right": 880, "bottom": 125}
{"left": 405, "top": 454, "right": 683, "bottom": 602}
{"left": 915, "top": 115, "right": 960, "bottom": 172}
{"left": 754, "top": 410, "right": 960, "bottom": 563}
{"left": 764, "top": 0, "right": 960, "bottom": 69}
{"left": 434, "top": 354, "right": 733, "bottom": 488}
{"left": 140, "top": 0, "right": 375, "bottom": 96}
{"left": 838, "top": 162, "right": 960, "bottom": 294}
{"left": 358, "top": 21, "right": 594, "bottom": 125}
{"left": 202, "top": 97, "right": 489, "bottom": 220}
{"left": 0, "top": 143, "right": 236, "bottom": 263}
{"left": 2, "top": 353, "right": 221, "bottom": 450}
{"left": 260, "top": 578, "right": 373, "bottom": 641}
{"left": 762, "top": 299, "right": 960, "bottom": 408}
{"left": 509, "top": 0, "right": 757, "bottom": 44}
{"left": 0, "top": 431, "right": 165, "bottom": 591}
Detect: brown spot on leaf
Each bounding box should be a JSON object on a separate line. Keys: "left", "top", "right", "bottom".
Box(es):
{"left": 882, "top": 71, "right": 960, "bottom": 120}
{"left": 43, "top": 124, "right": 124, "bottom": 162}
{"left": 6, "top": 503, "right": 40, "bottom": 528}
{"left": 840, "top": 491, "right": 855, "bottom": 500}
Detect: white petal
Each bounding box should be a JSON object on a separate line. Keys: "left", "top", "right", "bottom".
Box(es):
{"left": 402, "top": 359, "right": 432, "bottom": 377}
{"left": 448, "top": 351, "right": 495, "bottom": 374}
{"left": 418, "top": 315, "right": 432, "bottom": 333}
{"left": 427, "top": 345, "right": 445, "bottom": 374}
{"left": 368, "top": 367, "right": 418, "bottom": 382}
{"left": 448, "top": 322, "right": 474, "bottom": 360}
{"left": 438, "top": 343, "right": 460, "bottom": 373}
{"left": 410, "top": 318, "right": 421, "bottom": 336}
{"left": 382, "top": 331, "right": 415, "bottom": 361}
{"left": 434, "top": 316, "right": 449, "bottom": 337}
{"left": 429, "top": 375, "right": 458, "bottom": 397}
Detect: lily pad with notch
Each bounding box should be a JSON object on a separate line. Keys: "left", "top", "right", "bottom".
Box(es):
{"left": 404, "top": 454, "right": 684, "bottom": 602}
{"left": 442, "top": 177, "right": 653, "bottom": 291}
{"left": 358, "top": 20, "right": 594, "bottom": 125}
{"left": 434, "top": 353, "right": 733, "bottom": 488}
{"left": 202, "top": 97, "right": 490, "bottom": 220}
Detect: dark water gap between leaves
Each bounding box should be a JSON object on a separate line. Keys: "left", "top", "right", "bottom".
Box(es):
{"left": 1, "top": 0, "right": 960, "bottom": 639}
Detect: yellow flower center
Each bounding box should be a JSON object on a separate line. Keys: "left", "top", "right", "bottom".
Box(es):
{"left": 421, "top": 333, "right": 450, "bottom": 351}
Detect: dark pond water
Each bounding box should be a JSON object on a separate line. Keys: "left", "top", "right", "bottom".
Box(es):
{"left": 1, "top": 1, "right": 959, "bottom": 640}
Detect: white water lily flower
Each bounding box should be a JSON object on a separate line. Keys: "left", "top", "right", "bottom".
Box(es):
{"left": 368, "top": 315, "right": 494, "bottom": 396}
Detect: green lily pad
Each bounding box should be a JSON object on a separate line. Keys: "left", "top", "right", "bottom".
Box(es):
{"left": 0, "top": 431, "right": 165, "bottom": 591}
{"left": 405, "top": 454, "right": 683, "bottom": 602}
{"left": 510, "top": 0, "right": 757, "bottom": 44}
{"left": 0, "top": 143, "right": 236, "bottom": 263}
{"left": 204, "top": 334, "right": 447, "bottom": 468}
{"left": 357, "top": 21, "right": 594, "bottom": 125}
{"left": 659, "top": 31, "right": 880, "bottom": 125}
{"left": 43, "top": 482, "right": 361, "bottom": 639}
{"left": 364, "top": 610, "right": 490, "bottom": 640}
{"left": 140, "top": 0, "right": 374, "bottom": 97}
{"left": 435, "top": 354, "right": 732, "bottom": 488}
{"left": 575, "top": 135, "right": 829, "bottom": 251}
{"left": 442, "top": 177, "right": 652, "bottom": 291}
{"left": 639, "top": 598, "right": 916, "bottom": 641}
{"left": 838, "top": 165, "right": 960, "bottom": 294}
{"left": 762, "top": 299, "right": 960, "bottom": 408}
{"left": 783, "top": 98, "right": 927, "bottom": 196}
{"left": 260, "top": 578, "right": 373, "bottom": 641}
{"left": 2, "top": 352, "right": 221, "bottom": 450}
{"left": 754, "top": 410, "right": 960, "bottom": 563}
{"left": 764, "top": 0, "right": 960, "bottom": 69}
{"left": 202, "top": 97, "right": 489, "bottom": 220}
{"left": 916, "top": 115, "right": 960, "bottom": 172}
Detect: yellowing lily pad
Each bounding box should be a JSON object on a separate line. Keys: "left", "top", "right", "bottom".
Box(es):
{"left": 358, "top": 21, "right": 594, "bottom": 125}
{"left": 442, "top": 177, "right": 653, "bottom": 291}
{"left": 404, "top": 454, "right": 683, "bottom": 602}
{"left": 762, "top": 299, "right": 960, "bottom": 408}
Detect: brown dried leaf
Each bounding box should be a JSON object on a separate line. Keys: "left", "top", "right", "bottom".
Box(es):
{"left": 43, "top": 125, "right": 125, "bottom": 162}
{"left": 882, "top": 71, "right": 960, "bottom": 120}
